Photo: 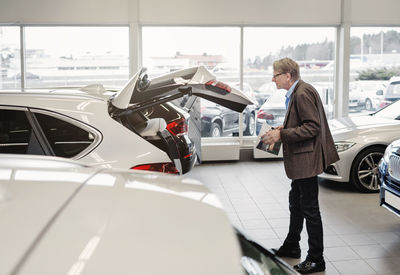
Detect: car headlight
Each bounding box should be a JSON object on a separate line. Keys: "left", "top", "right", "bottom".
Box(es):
{"left": 335, "top": 142, "right": 355, "bottom": 152}
{"left": 383, "top": 144, "right": 393, "bottom": 163}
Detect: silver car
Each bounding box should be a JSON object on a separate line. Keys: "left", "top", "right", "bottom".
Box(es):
{"left": 319, "top": 100, "right": 400, "bottom": 192}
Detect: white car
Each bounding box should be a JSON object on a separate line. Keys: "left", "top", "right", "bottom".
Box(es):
{"left": 0, "top": 154, "right": 297, "bottom": 275}
{"left": 0, "top": 66, "right": 253, "bottom": 174}
{"left": 319, "top": 100, "right": 400, "bottom": 192}
{"left": 349, "top": 80, "right": 386, "bottom": 111}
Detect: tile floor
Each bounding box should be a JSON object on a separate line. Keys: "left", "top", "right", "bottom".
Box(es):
{"left": 186, "top": 159, "right": 400, "bottom": 275}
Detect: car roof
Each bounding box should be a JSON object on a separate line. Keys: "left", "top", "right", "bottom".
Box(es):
{"left": 0, "top": 85, "right": 115, "bottom": 102}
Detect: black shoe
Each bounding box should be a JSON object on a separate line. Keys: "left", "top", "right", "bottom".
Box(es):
{"left": 272, "top": 245, "right": 301, "bottom": 258}
{"left": 293, "top": 257, "right": 325, "bottom": 274}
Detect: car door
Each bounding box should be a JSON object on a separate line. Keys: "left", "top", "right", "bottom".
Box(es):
{"left": 0, "top": 107, "right": 46, "bottom": 155}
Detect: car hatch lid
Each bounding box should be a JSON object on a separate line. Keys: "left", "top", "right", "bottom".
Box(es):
{"left": 110, "top": 66, "right": 254, "bottom": 113}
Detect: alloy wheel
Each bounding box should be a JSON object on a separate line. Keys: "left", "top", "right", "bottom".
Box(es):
{"left": 357, "top": 151, "right": 383, "bottom": 191}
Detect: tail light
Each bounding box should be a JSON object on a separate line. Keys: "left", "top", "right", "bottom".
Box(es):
{"left": 379, "top": 100, "right": 391, "bottom": 109}
{"left": 166, "top": 117, "right": 188, "bottom": 136}
{"left": 257, "top": 110, "right": 274, "bottom": 120}
{"left": 205, "top": 80, "right": 232, "bottom": 94}
{"left": 131, "top": 162, "right": 179, "bottom": 174}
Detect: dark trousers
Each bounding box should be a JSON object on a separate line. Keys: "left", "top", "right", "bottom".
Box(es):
{"left": 284, "top": 176, "right": 324, "bottom": 261}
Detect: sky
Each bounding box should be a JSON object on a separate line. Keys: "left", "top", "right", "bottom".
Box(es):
{"left": 142, "top": 27, "right": 337, "bottom": 63}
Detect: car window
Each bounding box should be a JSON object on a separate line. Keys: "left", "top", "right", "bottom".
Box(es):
{"left": 387, "top": 82, "right": 400, "bottom": 96}
{"left": 0, "top": 109, "right": 44, "bottom": 155}
{"left": 34, "top": 113, "right": 95, "bottom": 158}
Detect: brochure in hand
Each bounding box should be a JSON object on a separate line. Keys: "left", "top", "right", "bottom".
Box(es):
{"left": 255, "top": 122, "right": 282, "bottom": 155}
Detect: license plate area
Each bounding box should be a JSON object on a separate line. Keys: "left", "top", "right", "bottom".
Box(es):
{"left": 385, "top": 190, "right": 400, "bottom": 211}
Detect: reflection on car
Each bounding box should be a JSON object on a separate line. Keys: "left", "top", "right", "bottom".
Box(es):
{"left": 0, "top": 66, "right": 252, "bottom": 174}
{"left": 320, "top": 100, "right": 400, "bottom": 192}
{"left": 0, "top": 154, "right": 298, "bottom": 275}
{"left": 200, "top": 82, "right": 257, "bottom": 137}
{"left": 379, "top": 138, "right": 400, "bottom": 216}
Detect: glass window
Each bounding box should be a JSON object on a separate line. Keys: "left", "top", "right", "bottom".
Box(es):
{"left": 350, "top": 27, "right": 400, "bottom": 115}
{"left": 0, "top": 109, "right": 44, "bottom": 155}
{"left": 34, "top": 112, "right": 95, "bottom": 158}
{"left": 244, "top": 27, "right": 336, "bottom": 135}
{"left": 0, "top": 27, "right": 21, "bottom": 90}
{"left": 24, "top": 26, "right": 129, "bottom": 88}
{"left": 142, "top": 26, "right": 241, "bottom": 138}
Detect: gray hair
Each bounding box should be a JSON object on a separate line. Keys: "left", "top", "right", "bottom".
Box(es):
{"left": 273, "top": 57, "right": 300, "bottom": 81}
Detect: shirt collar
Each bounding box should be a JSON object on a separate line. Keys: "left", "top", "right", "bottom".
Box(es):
{"left": 285, "top": 79, "right": 299, "bottom": 99}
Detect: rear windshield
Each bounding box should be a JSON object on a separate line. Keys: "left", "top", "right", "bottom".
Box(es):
{"left": 386, "top": 81, "right": 400, "bottom": 97}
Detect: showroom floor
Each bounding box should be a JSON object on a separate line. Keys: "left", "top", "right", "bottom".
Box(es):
{"left": 187, "top": 159, "right": 400, "bottom": 275}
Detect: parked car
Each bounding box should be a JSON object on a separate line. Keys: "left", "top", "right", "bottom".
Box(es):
{"left": 12, "top": 72, "right": 41, "bottom": 80}
{"left": 319, "top": 100, "right": 400, "bottom": 192}
{"left": 256, "top": 89, "right": 286, "bottom": 134}
{"left": 379, "top": 76, "right": 400, "bottom": 109}
{"left": 349, "top": 81, "right": 386, "bottom": 111}
{"left": 201, "top": 82, "right": 257, "bottom": 137}
{"left": 256, "top": 83, "right": 333, "bottom": 135}
{"left": 254, "top": 82, "right": 283, "bottom": 105}
{"left": 379, "top": 138, "right": 400, "bottom": 216}
{"left": 0, "top": 66, "right": 253, "bottom": 174}
{"left": 0, "top": 154, "right": 297, "bottom": 275}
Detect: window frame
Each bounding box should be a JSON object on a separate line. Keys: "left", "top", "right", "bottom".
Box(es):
{"left": 30, "top": 108, "right": 102, "bottom": 159}
{"left": 0, "top": 105, "right": 102, "bottom": 159}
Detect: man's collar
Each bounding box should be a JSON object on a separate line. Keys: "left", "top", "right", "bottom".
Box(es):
{"left": 285, "top": 79, "right": 299, "bottom": 99}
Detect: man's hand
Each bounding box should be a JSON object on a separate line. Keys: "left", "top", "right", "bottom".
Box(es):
{"left": 261, "top": 128, "right": 281, "bottom": 145}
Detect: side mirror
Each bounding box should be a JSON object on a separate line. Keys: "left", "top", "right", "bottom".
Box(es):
{"left": 376, "top": 90, "right": 384, "bottom": 96}
{"left": 139, "top": 118, "right": 167, "bottom": 137}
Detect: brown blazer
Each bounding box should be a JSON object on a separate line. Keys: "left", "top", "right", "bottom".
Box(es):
{"left": 280, "top": 80, "right": 339, "bottom": 180}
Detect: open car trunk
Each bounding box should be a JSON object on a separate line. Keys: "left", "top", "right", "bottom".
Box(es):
{"left": 109, "top": 66, "right": 254, "bottom": 174}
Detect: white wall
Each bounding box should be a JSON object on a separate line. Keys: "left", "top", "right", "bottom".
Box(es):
{"left": 139, "top": 0, "right": 341, "bottom": 25}
{"left": 0, "top": 0, "right": 133, "bottom": 24}
{"left": 351, "top": 0, "right": 400, "bottom": 25}
{"left": 1, "top": 0, "right": 400, "bottom": 26}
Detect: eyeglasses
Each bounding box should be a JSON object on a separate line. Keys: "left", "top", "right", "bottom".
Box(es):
{"left": 272, "top": 72, "right": 285, "bottom": 79}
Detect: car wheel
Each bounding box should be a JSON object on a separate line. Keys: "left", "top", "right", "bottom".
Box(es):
{"left": 350, "top": 146, "right": 385, "bottom": 193}
{"left": 210, "top": 122, "right": 222, "bottom": 137}
{"left": 365, "top": 99, "right": 373, "bottom": 111}
{"left": 244, "top": 115, "right": 255, "bottom": 136}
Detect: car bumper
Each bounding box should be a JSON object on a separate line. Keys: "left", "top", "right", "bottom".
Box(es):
{"left": 379, "top": 159, "right": 400, "bottom": 217}
{"left": 319, "top": 147, "right": 356, "bottom": 182}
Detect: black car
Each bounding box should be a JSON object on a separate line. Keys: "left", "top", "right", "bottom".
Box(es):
{"left": 379, "top": 138, "right": 400, "bottom": 216}
{"left": 201, "top": 83, "right": 257, "bottom": 137}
